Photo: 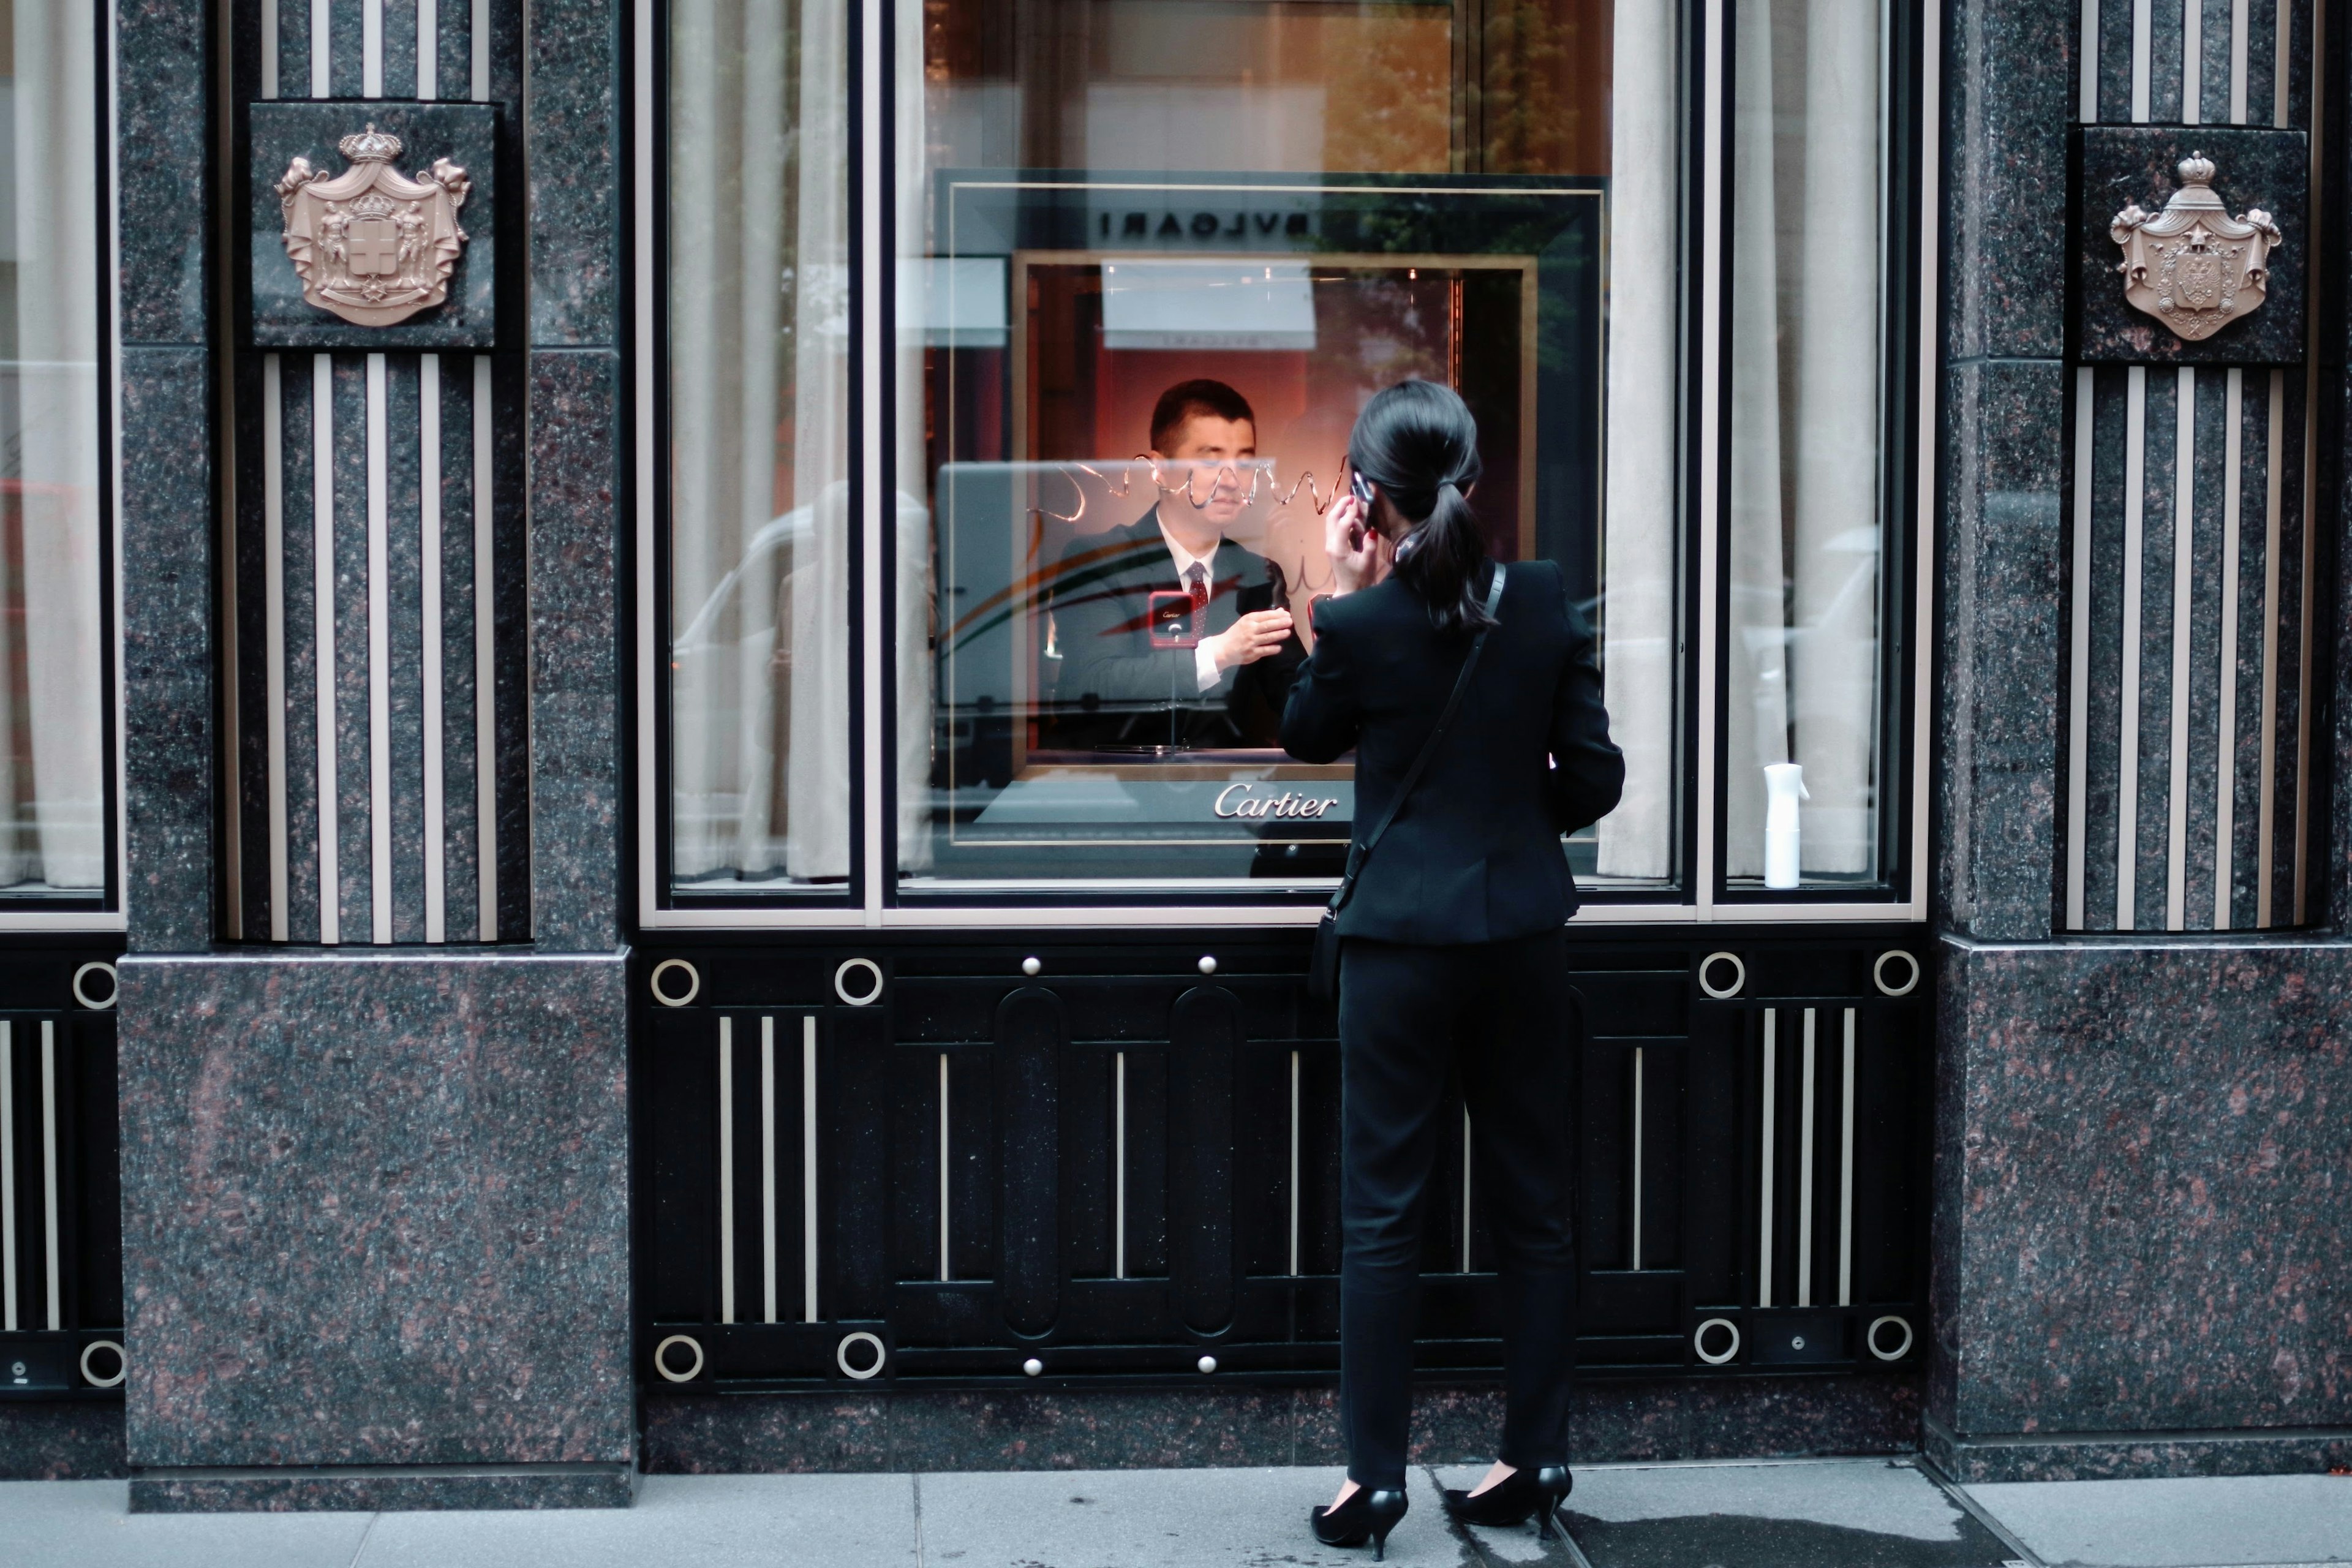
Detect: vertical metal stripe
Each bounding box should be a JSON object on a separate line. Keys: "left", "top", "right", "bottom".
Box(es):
{"left": 473, "top": 356, "right": 496, "bottom": 940}
{"left": 2082, "top": 0, "right": 2101, "bottom": 118}
{"left": 1630, "top": 1048, "right": 1645, "bottom": 1272}
{"left": 2274, "top": 0, "right": 2291, "bottom": 124}
{"left": 263, "top": 0, "right": 279, "bottom": 97}
{"left": 471, "top": 0, "right": 488, "bottom": 97}
{"left": 857, "top": 0, "right": 886, "bottom": 922}
{"left": 1758, "top": 1011, "right": 1776, "bottom": 1309}
{"left": 364, "top": 0, "right": 383, "bottom": 94}
{"left": 1838, "top": 1009, "right": 1856, "bottom": 1307}
{"left": 1287, "top": 1049, "right": 1299, "bottom": 1277}
{"left": 1, "top": 1023, "right": 14, "bottom": 1331}
{"left": 420, "top": 356, "right": 446, "bottom": 942}
{"left": 417, "top": 0, "right": 436, "bottom": 97}
{"left": 802, "top": 1016, "right": 818, "bottom": 1324}
{"left": 2215, "top": 368, "right": 2244, "bottom": 927}
{"left": 2066, "top": 368, "right": 2095, "bottom": 928}
{"left": 717, "top": 1017, "right": 734, "bottom": 1324}
{"left": 311, "top": 0, "right": 329, "bottom": 95}
{"left": 2232, "top": 0, "right": 2250, "bottom": 119}
{"left": 937, "top": 1054, "right": 950, "bottom": 1281}
{"left": 1796, "top": 1009, "right": 1816, "bottom": 1308}
{"left": 2168, "top": 367, "right": 2195, "bottom": 930}
{"left": 2293, "top": 378, "right": 2316, "bottom": 924}
{"left": 1460, "top": 1107, "right": 1472, "bottom": 1273}
{"left": 2117, "top": 366, "right": 2147, "bottom": 928}
{"left": 366, "top": 354, "right": 393, "bottom": 943}
{"left": 2132, "top": 0, "right": 2153, "bottom": 118}
{"left": 1693, "top": 0, "right": 1725, "bottom": 920}
{"left": 40, "top": 1023, "right": 56, "bottom": 1330}
{"left": 1114, "top": 1050, "right": 1128, "bottom": 1280}
{"left": 314, "top": 355, "right": 341, "bottom": 944}
{"left": 265, "top": 356, "right": 290, "bottom": 940}
{"left": 2184, "top": 0, "right": 2202, "bottom": 120}
{"left": 2257, "top": 369, "right": 2283, "bottom": 923}
{"left": 760, "top": 1016, "right": 777, "bottom": 1324}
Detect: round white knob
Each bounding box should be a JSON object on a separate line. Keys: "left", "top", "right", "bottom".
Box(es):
{"left": 1197, "top": 956, "right": 1217, "bottom": 975}
{"left": 1022, "top": 1357, "right": 1044, "bottom": 1377}
{"left": 1021, "top": 956, "right": 1042, "bottom": 977}
{"left": 1197, "top": 1355, "right": 1218, "bottom": 1374}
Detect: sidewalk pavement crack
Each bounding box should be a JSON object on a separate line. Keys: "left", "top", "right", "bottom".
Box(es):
{"left": 912, "top": 1471, "right": 927, "bottom": 1568}
{"left": 1423, "top": 1465, "right": 1498, "bottom": 1567}
{"left": 344, "top": 1510, "right": 383, "bottom": 1568}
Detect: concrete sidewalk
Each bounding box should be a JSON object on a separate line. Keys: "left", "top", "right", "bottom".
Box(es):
{"left": 4, "top": 1458, "right": 2348, "bottom": 1568}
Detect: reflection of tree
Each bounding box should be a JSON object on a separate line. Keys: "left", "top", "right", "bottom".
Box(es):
{"left": 1319, "top": 8, "right": 1453, "bottom": 174}
{"left": 1479, "top": 0, "right": 1611, "bottom": 176}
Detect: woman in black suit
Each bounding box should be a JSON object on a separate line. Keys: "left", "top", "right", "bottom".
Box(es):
{"left": 1284, "top": 381, "right": 1623, "bottom": 1558}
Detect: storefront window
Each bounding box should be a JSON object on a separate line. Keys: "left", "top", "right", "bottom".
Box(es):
{"left": 900, "top": 0, "right": 1660, "bottom": 890}
{"left": 0, "top": 0, "right": 103, "bottom": 894}
{"left": 1723, "top": 0, "right": 1891, "bottom": 889}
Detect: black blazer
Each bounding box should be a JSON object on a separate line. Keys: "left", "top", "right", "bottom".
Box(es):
{"left": 1281, "top": 559, "right": 1623, "bottom": 943}
{"left": 1048, "top": 510, "right": 1306, "bottom": 748}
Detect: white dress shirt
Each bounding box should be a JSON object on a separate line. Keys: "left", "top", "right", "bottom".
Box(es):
{"left": 1157, "top": 519, "right": 1224, "bottom": 693}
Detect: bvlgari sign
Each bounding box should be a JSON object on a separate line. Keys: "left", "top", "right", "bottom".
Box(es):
{"left": 276, "top": 125, "right": 473, "bottom": 328}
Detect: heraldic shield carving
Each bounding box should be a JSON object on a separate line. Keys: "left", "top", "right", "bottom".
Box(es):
{"left": 276, "top": 125, "right": 472, "bottom": 328}
{"left": 2109, "top": 153, "right": 2281, "bottom": 342}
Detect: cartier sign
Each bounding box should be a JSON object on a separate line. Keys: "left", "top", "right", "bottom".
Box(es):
{"left": 1212, "top": 783, "right": 1343, "bottom": 821}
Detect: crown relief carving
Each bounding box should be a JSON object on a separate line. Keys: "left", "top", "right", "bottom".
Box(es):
{"left": 276, "top": 124, "right": 473, "bottom": 328}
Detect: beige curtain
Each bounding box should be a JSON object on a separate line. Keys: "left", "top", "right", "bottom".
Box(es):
{"left": 1725, "top": 0, "right": 1882, "bottom": 879}
{"left": 668, "top": 0, "right": 932, "bottom": 884}
{"left": 0, "top": 0, "right": 102, "bottom": 890}
{"left": 1595, "top": 0, "right": 1678, "bottom": 882}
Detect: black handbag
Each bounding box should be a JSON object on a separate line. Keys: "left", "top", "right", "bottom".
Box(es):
{"left": 1307, "top": 565, "right": 1507, "bottom": 1003}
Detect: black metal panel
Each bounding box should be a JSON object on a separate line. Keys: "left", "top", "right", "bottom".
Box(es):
{"left": 633, "top": 930, "right": 1932, "bottom": 1395}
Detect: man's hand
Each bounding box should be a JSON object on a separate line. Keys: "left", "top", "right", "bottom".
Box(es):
{"left": 1202, "top": 608, "right": 1295, "bottom": 672}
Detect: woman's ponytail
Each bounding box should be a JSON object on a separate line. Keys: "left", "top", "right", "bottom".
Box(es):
{"left": 1346, "top": 380, "right": 1491, "bottom": 634}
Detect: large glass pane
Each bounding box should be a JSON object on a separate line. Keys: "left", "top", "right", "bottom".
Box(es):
{"left": 0, "top": 0, "right": 102, "bottom": 893}
{"left": 1725, "top": 0, "right": 1887, "bottom": 890}
{"left": 902, "top": 0, "right": 1668, "bottom": 890}
{"left": 666, "top": 0, "right": 861, "bottom": 891}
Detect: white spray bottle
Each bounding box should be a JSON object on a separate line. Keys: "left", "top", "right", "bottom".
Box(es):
{"left": 1763, "top": 763, "right": 1807, "bottom": 890}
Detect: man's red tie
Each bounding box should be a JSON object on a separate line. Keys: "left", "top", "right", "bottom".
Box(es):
{"left": 1186, "top": 563, "right": 1209, "bottom": 630}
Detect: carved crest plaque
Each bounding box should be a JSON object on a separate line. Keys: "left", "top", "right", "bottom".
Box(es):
{"left": 276, "top": 124, "right": 472, "bottom": 328}
{"left": 2109, "top": 153, "right": 2281, "bottom": 342}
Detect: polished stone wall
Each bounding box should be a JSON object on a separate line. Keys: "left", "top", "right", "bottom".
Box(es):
{"left": 116, "top": 952, "right": 633, "bottom": 1508}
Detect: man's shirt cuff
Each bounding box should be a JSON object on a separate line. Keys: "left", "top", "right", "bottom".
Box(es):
{"left": 1193, "top": 644, "right": 1221, "bottom": 692}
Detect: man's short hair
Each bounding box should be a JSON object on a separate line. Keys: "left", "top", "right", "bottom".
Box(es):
{"left": 1150, "top": 380, "right": 1256, "bottom": 454}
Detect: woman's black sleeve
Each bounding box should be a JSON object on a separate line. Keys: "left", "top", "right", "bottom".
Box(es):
{"left": 1547, "top": 571, "right": 1626, "bottom": 834}
{"left": 1280, "top": 602, "right": 1362, "bottom": 764}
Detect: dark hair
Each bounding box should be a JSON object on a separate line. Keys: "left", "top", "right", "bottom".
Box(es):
{"left": 1150, "top": 379, "right": 1256, "bottom": 454}
{"left": 1347, "top": 379, "right": 1490, "bottom": 633}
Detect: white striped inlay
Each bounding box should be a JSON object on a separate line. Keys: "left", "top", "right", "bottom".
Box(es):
{"left": 1114, "top": 1050, "right": 1128, "bottom": 1280}
{"left": 364, "top": 0, "right": 383, "bottom": 94}
{"left": 421, "top": 356, "right": 447, "bottom": 943}
{"left": 262, "top": 0, "right": 278, "bottom": 98}
{"left": 2167, "top": 367, "right": 2195, "bottom": 931}
{"left": 1837, "top": 1009, "right": 1856, "bottom": 1307}
{"left": 2274, "top": 0, "right": 2291, "bottom": 126}
{"left": 40, "top": 1022, "right": 58, "bottom": 1330}
{"left": 472, "top": 0, "right": 489, "bottom": 98}
{"left": 2256, "top": 369, "right": 2283, "bottom": 924}
{"left": 1630, "top": 1047, "right": 1645, "bottom": 1272}
{"left": 1758, "top": 1010, "right": 1776, "bottom": 1309}
{"left": 366, "top": 353, "right": 392, "bottom": 944}
{"left": 265, "top": 356, "right": 290, "bottom": 941}
{"left": 1286, "top": 1049, "right": 1300, "bottom": 1277}
{"left": 314, "top": 355, "right": 341, "bottom": 944}
{"left": 2065, "top": 367, "right": 2095, "bottom": 929}
{"left": 2080, "top": 0, "right": 2100, "bottom": 119}
{"left": 1460, "top": 1105, "right": 1472, "bottom": 1273}
{"left": 2130, "top": 0, "right": 2152, "bottom": 119}
{"left": 761, "top": 1015, "right": 777, "bottom": 1324}
{"left": 2231, "top": 0, "right": 2250, "bottom": 122}
{"left": 1796, "top": 1009, "right": 1816, "bottom": 1308}
{"left": 718, "top": 1017, "right": 736, "bottom": 1324}
{"left": 2183, "top": 0, "right": 2201, "bottom": 121}
{"left": 2215, "top": 368, "right": 2244, "bottom": 929}
{"left": 418, "top": 0, "right": 438, "bottom": 98}
{"left": 473, "top": 355, "right": 497, "bottom": 939}
{"left": 2117, "top": 366, "right": 2147, "bottom": 929}
{"left": 311, "top": 0, "right": 329, "bottom": 96}
{"left": 1, "top": 1022, "right": 14, "bottom": 1331}
{"left": 937, "top": 1054, "right": 951, "bottom": 1281}
{"left": 802, "top": 1016, "right": 818, "bottom": 1324}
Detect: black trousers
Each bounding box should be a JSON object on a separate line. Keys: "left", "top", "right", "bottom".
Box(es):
{"left": 1336, "top": 930, "right": 1576, "bottom": 1490}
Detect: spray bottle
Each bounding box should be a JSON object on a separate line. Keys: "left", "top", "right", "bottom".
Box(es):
{"left": 1763, "top": 763, "right": 1807, "bottom": 890}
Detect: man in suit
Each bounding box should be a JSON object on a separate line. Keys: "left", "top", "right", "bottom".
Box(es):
{"left": 1047, "top": 380, "right": 1306, "bottom": 749}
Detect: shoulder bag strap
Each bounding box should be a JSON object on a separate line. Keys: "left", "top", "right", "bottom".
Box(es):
{"left": 1329, "top": 564, "right": 1507, "bottom": 913}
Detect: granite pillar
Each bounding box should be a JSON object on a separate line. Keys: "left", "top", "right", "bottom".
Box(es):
{"left": 116, "top": 952, "right": 634, "bottom": 1509}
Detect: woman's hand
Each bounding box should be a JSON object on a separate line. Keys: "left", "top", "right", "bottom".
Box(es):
{"left": 1325, "top": 494, "right": 1391, "bottom": 596}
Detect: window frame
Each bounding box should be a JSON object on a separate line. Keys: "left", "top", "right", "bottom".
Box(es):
{"left": 0, "top": 0, "right": 123, "bottom": 929}
{"left": 632, "top": 0, "right": 1940, "bottom": 931}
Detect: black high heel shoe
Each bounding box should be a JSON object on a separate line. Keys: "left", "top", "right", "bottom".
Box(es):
{"left": 1310, "top": 1485, "right": 1411, "bottom": 1560}
{"left": 1441, "top": 1464, "right": 1574, "bottom": 1539}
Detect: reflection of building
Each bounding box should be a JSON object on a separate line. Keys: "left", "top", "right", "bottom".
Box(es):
{"left": 7, "top": 0, "right": 2349, "bottom": 1520}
